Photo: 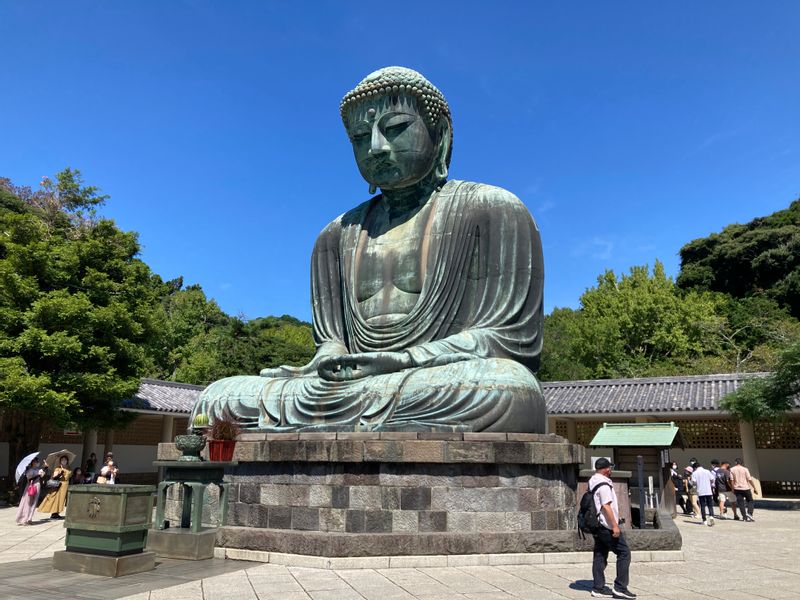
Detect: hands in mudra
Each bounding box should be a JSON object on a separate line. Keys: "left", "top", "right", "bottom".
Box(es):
{"left": 260, "top": 351, "right": 476, "bottom": 382}
{"left": 260, "top": 351, "right": 413, "bottom": 381}
{"left": 318, "top": 352, "right": 413, "bottom": 381}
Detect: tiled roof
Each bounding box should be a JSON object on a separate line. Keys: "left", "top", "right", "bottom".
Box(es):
{"left": 122, "top": 378, "right": 204, "bottom": 414}
{"left": 541, "top": 372, "right": 786, "bottom": 415}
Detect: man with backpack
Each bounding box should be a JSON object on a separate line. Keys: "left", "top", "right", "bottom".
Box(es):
{"left": 587, "top": 458, "right": 636, "bottom": 599}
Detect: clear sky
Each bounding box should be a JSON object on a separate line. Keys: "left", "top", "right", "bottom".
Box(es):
{"left": 1, "top": 2, "right": 798, "bottom": 322}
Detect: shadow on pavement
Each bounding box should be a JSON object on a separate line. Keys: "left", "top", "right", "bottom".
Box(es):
{"left": 0, "top": 555, "right": 256, "bottom": 600}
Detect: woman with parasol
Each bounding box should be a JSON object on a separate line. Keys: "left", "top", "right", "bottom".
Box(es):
{"left": 37, "top": 450, "right": 75, "bottom": 520}
{"left": 15, "top": 455, "right": 45, "bottom": 525}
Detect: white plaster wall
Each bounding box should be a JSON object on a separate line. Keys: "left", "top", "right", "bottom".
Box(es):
{"left": 109, "top": 444, "right": 158, "bottom": 473}
{"left": 753, "top": 449, "right": 800, "bottom": 480}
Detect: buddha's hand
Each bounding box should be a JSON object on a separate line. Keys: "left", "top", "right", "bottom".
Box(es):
{"left": 318, "top": 352, "right": 413, "bottom": 382}
{"left": 260, "top": 355, "right": 325, "bottom": 378}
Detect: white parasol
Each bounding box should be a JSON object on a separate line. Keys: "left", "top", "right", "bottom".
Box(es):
{"left": 45, "top": 449, "right": 77, "bottom": 470}
{"left": 15, "top": 452, "right": 40, "bottom": 481}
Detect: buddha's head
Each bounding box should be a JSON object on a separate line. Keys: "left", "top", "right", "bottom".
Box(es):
{"left": 341, "top": 66, "right": 453, "bottom": 192}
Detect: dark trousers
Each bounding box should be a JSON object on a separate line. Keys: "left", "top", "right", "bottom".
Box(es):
{"left": 735, "top": 489, "right": 754, "bottom": 518}
{"left": 592, "top": 528, "right": 630, "bottom": 591}
{"left": 698, "top": 495, "right": 714, "bottom": 520}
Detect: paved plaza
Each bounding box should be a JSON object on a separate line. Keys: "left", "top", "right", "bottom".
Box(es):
{"left": 0, "top": 505, "right": 798, "bottom": 600}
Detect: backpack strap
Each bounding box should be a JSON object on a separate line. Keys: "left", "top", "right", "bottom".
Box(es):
{"left": 590, "top": 482, "right": 612, "bottom": 495}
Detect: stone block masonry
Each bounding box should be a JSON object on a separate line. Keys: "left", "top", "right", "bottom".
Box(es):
{"left": 156, "top": 432, "right": 679, "bottom": 558}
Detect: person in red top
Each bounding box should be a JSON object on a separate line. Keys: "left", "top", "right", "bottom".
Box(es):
{"left": 588, "top": 458, "right": 636, "bottom": 599}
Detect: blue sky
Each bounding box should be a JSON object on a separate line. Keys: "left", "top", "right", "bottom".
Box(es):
{"left": 1, "top": 2, "right": 798, "bottom": 322}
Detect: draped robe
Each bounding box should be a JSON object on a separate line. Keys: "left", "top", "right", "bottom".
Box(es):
{"left": 192, "top": 180, "right": 546, "bottom": 432}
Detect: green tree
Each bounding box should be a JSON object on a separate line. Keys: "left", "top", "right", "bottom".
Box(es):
{"left": 539, "top": 307, "right": 590, "bottom": 381}
{"left": 545, "top": 261, "right": 724, "bottom": 380}
{"left": 0, "top": 171, "right": 162, "bottom": 476}
{"left": 721, "top": 339, "right": 800, "bottom": 421}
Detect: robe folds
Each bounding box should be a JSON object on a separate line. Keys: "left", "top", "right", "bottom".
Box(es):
{"left": 193, "top": 180, "right": 546, "bottom": 432}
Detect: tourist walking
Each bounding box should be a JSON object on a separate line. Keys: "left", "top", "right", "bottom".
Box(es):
{"left": 730, "top": 458, "right": 756, "bottom": 522}
{"left": 588, "top": 458, "right": 636, "bottom": 599}
{"left": 38, "top": 454, "right": 72, "bottom": 519}
{"left": 714, "top": 460, "right": 734, "bottom": 518}
{"left": 16, "top": 457, "right": 45, "bottom": 525}
{"left": 692, "top": 462, "right": 716, "bottom": 525}
{"left": 684, "top": 467, "right": 700, "bottom": 518}
{"left": 670, "top": 462, "right": 689, "bottom": 515}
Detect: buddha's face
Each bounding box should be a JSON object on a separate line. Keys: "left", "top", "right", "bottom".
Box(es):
{"left": 346, "top": 94, "right": 438, "bottom": 191}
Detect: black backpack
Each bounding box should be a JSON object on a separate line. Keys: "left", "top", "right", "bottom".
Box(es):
{"left": 578, "top": 482, "right": 611, "bottom": 538}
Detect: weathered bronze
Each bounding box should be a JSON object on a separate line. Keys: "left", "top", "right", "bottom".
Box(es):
{"left": 193, "top": 66, "right": 545, "bottom": 432}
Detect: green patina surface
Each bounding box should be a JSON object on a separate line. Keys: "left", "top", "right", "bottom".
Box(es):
{"left": 65, "top": 529, "right": 148, "bottom": 556}
{"left": 64, "top": 484, "right": 155, "bottom": 556}
{"left": 589, "top": 422, "right": 685, "bottom": 448}
{"left": 190, "top": 66, "right": 547, "bottom": 434}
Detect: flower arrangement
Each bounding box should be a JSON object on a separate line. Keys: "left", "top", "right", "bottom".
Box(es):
{"left": 210, "top": 416, "right": 240, "bottom": 441}
{"left": 207, "top": 412, "right": 240, "bottom": 461}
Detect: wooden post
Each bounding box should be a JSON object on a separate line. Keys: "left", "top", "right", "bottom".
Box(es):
{"left": 637, "top": 455, "right": 646, "bottom": 529}
{"left": 738, "top": 421, "right": 763, "bottom": 498}
{"left": 565, "top": 419, "right": 578, "bottom": 444}
{"left": 80, "top": 429, "right": 97, "bottom": 471}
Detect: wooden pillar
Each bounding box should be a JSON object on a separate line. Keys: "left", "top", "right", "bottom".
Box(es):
{"left": 160, "top": 415, "right": 175, "bottom": 444}
{"left": 565, "top": 419, "right": 578, "bottom": 444}
{"left": 738, "top": 420, "right": 762, "bottom": 498}
{"left": 104, "top": 429, "right": 115, "bottom": 458}
{"left": 158, "top": 415, "right": 175, "bottom": 481}
{"left": 80, "top": 429, "right": 97, "bottom": 470}
{"left": 546, "top": 416, "right": 558, "bottom": 435}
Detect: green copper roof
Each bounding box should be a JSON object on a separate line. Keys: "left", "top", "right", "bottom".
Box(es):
{"left": 589, "top": 422, "right": 685, "bottom": 448}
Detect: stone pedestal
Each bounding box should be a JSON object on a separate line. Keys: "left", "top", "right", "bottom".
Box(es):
{"left": 147, "top": 528, "right": 217, "bottom": 560}
{"left": 159, "top": 432, "right": 590, "bottom": 557}
{"left": 53, "top": 550, "right": 156, "bottom": 577}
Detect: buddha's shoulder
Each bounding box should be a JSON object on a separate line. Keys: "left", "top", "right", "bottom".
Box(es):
{"left": 450, "top": 180, "right": 529, "bottom": 213}
{"left": 317, "top": 197, "right": 375, "bottom": 239}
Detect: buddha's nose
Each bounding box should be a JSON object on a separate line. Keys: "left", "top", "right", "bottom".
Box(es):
{"left": 369, "top": 126, "right": 391, "bottom": 156}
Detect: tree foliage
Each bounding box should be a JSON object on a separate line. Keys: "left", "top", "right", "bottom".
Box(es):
{"left": 540, "top": 262, "right": 724, "bottom": 379}
{"left": 147, "top": 284, "right": 315, "bottom": 386}
{"left": 721, "top": 339, "right": 800, "bottom": 421}
{"left": 677, "top": 198, "right": 800, "bottom": 317}
{"left": 0, "top": 171, "right": 165, "bottom": 475}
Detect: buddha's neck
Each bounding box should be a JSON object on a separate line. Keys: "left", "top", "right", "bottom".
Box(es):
{"left": 380, "top": 174, "right": 445, "bottom": 218}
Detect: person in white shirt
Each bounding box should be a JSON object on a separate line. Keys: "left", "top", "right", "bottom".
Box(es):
{"left": 691, "top": 463, "right": 716, "bottom": 525}
{"left": 588, "top": 458, "right": 636, "bottom": 599}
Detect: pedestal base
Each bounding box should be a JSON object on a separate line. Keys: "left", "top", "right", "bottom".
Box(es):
{"left": 53, "top": 550, "right": 156, "bottom": 577}
{"left": 147, "top": 527, "right": 217, "bottom": 560}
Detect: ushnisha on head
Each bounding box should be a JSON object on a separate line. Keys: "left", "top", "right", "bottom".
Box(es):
{"left": 341, "top": 66, "right": 453, "bottom": 193}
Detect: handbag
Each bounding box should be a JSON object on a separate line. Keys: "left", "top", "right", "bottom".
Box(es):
{"left": 95, "top": 476, "right": 108, "bottom": 484}
{"left": 46, "top": 479, "right": 62, "bottom": 490}
{"left": 26, "top": 483, "right": 37, "bottom": 497}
